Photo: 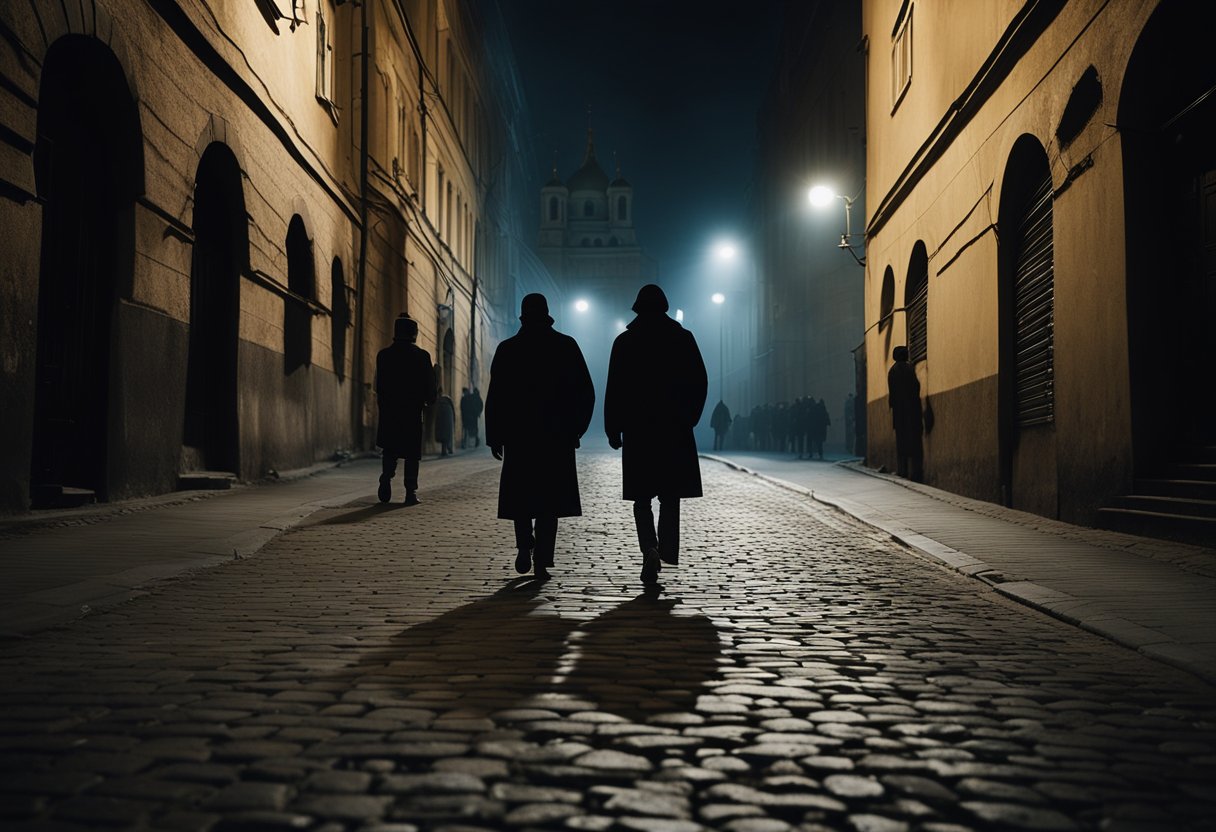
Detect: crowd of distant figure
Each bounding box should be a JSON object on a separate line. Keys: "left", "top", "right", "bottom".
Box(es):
{"left": 709, "top": 393, "right": 858, "bottom": 459}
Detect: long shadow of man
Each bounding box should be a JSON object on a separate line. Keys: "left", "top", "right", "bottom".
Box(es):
{"left": 558, "top": 590, "right": 723, "bottom": 723}
{"left": 341, "top": 578, "right": 580, "bottom": 715}
{"left": 336, "top": 585, "right": 723, "bottom": 723}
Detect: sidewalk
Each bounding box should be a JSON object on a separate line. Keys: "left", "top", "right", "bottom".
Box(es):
{"left": 704, "top": 451, "right": 1216, "bottom": 685}
{"left": 0, "top": 449, "right": 500, "bottom": 637}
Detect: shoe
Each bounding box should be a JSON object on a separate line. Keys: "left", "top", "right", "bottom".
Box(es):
{"left": 378, "top": 476, "right": 391, "bottom": 503}
{"left": 658, "top": 546, "right": 678, "bottom": 566}
{"left": 641, "top": 547, "right": 661, "bottom": 584}
{"left": 534, "top": 564, "right": 551, "bottom": 580}
{"left": 515, "top": 548, "right": 531, "bottom": 574}
{"left": 404, "top": 492, "right": 420, "bottom": 506}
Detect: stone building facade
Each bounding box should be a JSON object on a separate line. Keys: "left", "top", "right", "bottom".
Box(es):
{"left": 861, "top": 0, "right": 1215, "bottom": 537}
{"left": 0, "top": 0, "right": 537, "bottom": 513}
{"left": 751, "top": 0, "right": 866, "bottom": 453}
{"left": 537, "top": 131, "right": 657, "bottom": 413}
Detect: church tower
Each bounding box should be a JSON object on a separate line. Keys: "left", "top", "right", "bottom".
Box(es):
{"left": 538, "top": 157, "right": 567, "bottom": 249}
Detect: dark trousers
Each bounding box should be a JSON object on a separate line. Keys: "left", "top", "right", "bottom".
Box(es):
{"left": 633, "top": 497, "right": 680, "bottom": 560}
{"left": 713, "top": 430, "right": 726, "bottom": 451}
{"left": 381, "top": 455, "right": 420, "bottom": 492}
{"left": 894, "top": 426, "right": 924, "bottom": 482}
{"left": 514, "top": 517, "right": 557, "bottom": 566}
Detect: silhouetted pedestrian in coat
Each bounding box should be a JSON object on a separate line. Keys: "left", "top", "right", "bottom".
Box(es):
{"left": 605, "top": 284, "right": 708, "bottom": 585}
{"left": 813, "top": 398, "right": 830, "bottom": 459}
{"left": 710, "top": 400, "right": 732, "bottom": 451}
{"left": 471, "top": 387, "right": 483, "bottom": 446}
{"left": 375, "top": 316, "right": 436, "bottom": 505}
{"left": 486, "top": 294, "right": 594, "bottom": 579}
{"left": 888, "top": 345, "right": 924, "bottom": 481}
{"left": 435, "top": 387, "right": 455, "bottom": 456}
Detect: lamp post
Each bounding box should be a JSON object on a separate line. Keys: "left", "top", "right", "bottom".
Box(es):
{"left": 809, "top": 184, "right": 865, "bottom": 267}
{"left": 712, "top": 292, "right": 725, "bottom": 400}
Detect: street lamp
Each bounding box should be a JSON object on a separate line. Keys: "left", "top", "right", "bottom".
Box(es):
{"left": 711, "top": 293, "right": 725, "bottom": 401}
{"left": 574, "top": 298, "right": 589, "bottom": 313}
{"left": 713, "top": 241, "right": 738, "bottom": 262}
{"left": 809, "top": 184, "right": 865, "bottom": 267}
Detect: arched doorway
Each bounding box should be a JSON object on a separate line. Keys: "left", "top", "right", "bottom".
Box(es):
{"left": 183, "top": 143, "right": 246, "bottom": 475}
{"left": 998, "top": 135, "right": 1057, "bottom": 514}
{"left": 29, "top": 36, "right": 142, "bottom": 507}
{"left": 284, "top": 215, "right": 314, "bottom": 375}
{"left": 1121, "top": 0, "right": 1216, "bottom": 468}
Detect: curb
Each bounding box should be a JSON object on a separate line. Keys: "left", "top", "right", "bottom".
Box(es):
{"left": 701, "top": 454, "right": 1215, "bottom": 686}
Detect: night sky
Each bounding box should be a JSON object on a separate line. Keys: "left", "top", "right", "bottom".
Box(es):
{"left": 493, "top": 1, "right": 785, "bottom": 314}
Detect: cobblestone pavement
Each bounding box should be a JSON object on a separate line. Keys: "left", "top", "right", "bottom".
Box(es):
{"left": 1, "top": 453, "right": 1214, "bottom": 832}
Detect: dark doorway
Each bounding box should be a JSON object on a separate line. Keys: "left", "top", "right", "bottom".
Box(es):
{"left": 1122, "top": 0, "right": 1216, "bottom": 466}
{"left": 183, "top": 143, "right": 246, "bottom": 475}
{"left": 442, "top": 327, "right": 456, "bottom": 397}
{"left": 29, "top": 37, "right": 142, "bottom": 506}
{"left": 905, "top": 242, "right": 928, "bottom": 364}
{"left": 330, "top": 258, "right": 349, "bottom": 381}
{"left": 284, "top": 215, "right": 314, "bottom": 375}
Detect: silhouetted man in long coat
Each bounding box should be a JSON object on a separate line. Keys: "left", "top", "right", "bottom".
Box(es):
{"left": 376, "top": 316, "right": 436, "bottom": 505}
{"left": 485, "top": 294, "right": 594, "bottom": 579}
{"left": 888, "top": 345, "right": 924, "bottom": 482}
{"left": 710, "top": 400, "right": 732, "bottom": 451}
{"left": 605, "top": 284, "right": 708, "bottom": 585}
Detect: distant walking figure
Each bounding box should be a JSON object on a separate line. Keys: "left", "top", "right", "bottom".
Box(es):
{"left": 460, "top": 386, "right": 483, "bottom": 449}
{"left": 887, "top": 345, "right": 924, "bottom": 482}
{"left": 605, "top": 284, "right": 708, "bottom": 585}
{"left": 710, "top": 400, "right": 732, "bottom": 451}
{"left": 485, "top": 294, "right": 595, "bottom": 579}
{"left": 375, "top": 316, "right": 437, "bottom": 505}
{"left": 435, "top": 387, "right": 456, "bottom": 456}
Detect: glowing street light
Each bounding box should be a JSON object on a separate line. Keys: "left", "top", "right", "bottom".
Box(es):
{"left": 808, "top": 183, "right": 865, "bottom": 266}
{"left": 713, "top": 240, "right": 738, "bottom": 261}
{"left": 574, "top": 298, "right": 589, "bottom": 313}
{"left": 711, "top": 292, "right": 725, "bottom": 305}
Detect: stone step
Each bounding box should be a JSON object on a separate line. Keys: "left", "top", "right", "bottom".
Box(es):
{"left": 1096, "top": 506, "right": 1216, "bottom": 548}
{"left": 1159, "top": 462, "right": 1216, "bottom": 482}
{"left": 29, "top": 485, "right": 97, "bottom": 510}
{"left": 1108, "top": 494, "right": 1216, "bottom": 519}
{"left": 177, "top": 471, "right": 237, "bottom": 491}
{"left": 1134, "top": 478, "right": 1216, "bottom": 501}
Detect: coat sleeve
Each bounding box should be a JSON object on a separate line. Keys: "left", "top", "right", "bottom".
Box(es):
{"left": 685, "top": 331, "right": 709, "bottom": 428}
{"left": 603, "top": 335, "right": 625, "bottom": 438}
{"left": 484, "top": 344, "right": 505, "bottom": 448}
{"left": 421, "top": 351, "right": 437, "bottom": 407}
{"left": 567, "top": 337, "right": 596, "bottom": 440}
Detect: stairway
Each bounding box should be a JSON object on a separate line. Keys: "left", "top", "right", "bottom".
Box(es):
{"left": 1097, "top": 446, "right": 1216, "bottom": 547}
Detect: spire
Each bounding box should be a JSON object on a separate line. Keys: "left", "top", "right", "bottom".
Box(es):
{"left": 614, "top": 151, "right": 620, "bottom": 179}
{"left": 584, "top": 127, "right": 596, "bottom": 163}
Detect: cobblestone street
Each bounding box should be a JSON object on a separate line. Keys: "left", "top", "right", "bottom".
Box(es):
{"left": 1, "top": 454, "right": 1213, "bottom": 832}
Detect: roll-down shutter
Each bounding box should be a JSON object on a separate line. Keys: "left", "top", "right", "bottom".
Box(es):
{"left": 1013, "top": 175, "right": 1055, "bottom": 426}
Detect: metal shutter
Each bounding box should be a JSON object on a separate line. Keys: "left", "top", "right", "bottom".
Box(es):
{"left": 1013, "top": 175, "right": 1055, "bottom": 426}
{"left": 907, "top": 275, "right": 928, "bottom": 363}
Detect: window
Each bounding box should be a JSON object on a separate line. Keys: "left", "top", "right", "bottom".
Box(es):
{"left": 548, "top": 196, "right": 558, "bottom": 221}
{"left": 409, "top": 128, "right": 421, "bottom": 188}
{"left": 285, "top": 215, "right": 314, "bottom": 374}
{"left": 905, "top": 241, "right": 928, "bottom": 363}
{"left": 581, "top": 238, "right": 589, "bottom": 247}
{"left": 584, "top": 200, "right": 594, "bottom": 217}
{"left": 609, "top": 236, "right": 618, "bottom": 246}
{"left": 891, "top": 2, "right": 912, "bottom": 111}
{"left": 879, "top": 266, "right": 895, "bottom": 329}
{"left": 437, "top": 167, "right": 445, "bottom": 233}
{"left": 617, "top": 195, "right": 627, "bottom": 221}
{"left": 315, "top": 3, "right": 335, "bottom": 111}
{"left": 594, "top": 238, "right": 602, "bottom": 247}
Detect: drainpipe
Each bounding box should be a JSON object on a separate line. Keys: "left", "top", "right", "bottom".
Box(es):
{"left": 352, "top": 0, "right": 370, "bottom": 449}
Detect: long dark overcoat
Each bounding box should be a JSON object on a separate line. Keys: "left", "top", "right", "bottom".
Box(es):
{"left": 605, "top": 313, "right": 708, "bottom": 500}
{"left": 375, "top": 341, "right": 436, "bottom": 460}
{"left": 485, "top": 322, "right": 595, "bottom": 520}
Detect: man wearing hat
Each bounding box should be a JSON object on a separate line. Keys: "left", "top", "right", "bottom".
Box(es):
{"left": 375, "top": 315, "right": 437, "bottom": 504}
{"left": 605, "top": 284, "right": 708, "bottom": 585}
{"left": 485, "top": 293, "right": 595, "bottom": 579}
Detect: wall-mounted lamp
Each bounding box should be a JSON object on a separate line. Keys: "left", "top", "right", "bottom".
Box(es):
{"left": 809, "top": 185, "right": 865, "bottom": 267}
